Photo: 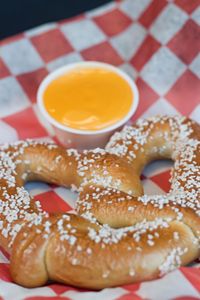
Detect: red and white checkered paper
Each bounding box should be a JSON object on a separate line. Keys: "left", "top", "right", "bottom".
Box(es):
{"left": 0, "top": 0, "right": 200, "bottom": 299}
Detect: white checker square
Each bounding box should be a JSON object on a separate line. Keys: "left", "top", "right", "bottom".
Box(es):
{"left": 142, "top": 179, "right": 166, "bottom": 196}
{"left": 141, "top": 47, "right": 186, "bottom": 95}
{"left": 55, "top": 187, "right": 77, "bottom": 210}
{"left": 0, "top": 281, "right": 56, "bottom": 299}
{"left": 0, "top": 77, "right": 30, "bottom": 118}
{"left": 137, "top": 269, "right": 200, "bottom": 300}
{"left": 47, "top": 52, "right": 83, "bottom": 72}
{"left": 0, "top": 251, "right": 9, "bottom": 263}
{"left": 34, "top": 137, "right": 55, "bottom": 143}
{"left": 189, "top": 54, "right": 200, "bottom": 78}
{"left": 86, "top": 2, "right": 116, "bottom": 17}
{"left": 25, "top": 181, "right": 51, "bottom": 197}
{"left": 190, "top": 104, "right": 200, "bottom": 124}
{"left": 141, "top": 98, "right": 180, "bottom": 119}
{"left": 150, "top": 3, "right": 188, "bottom": 44}
{"left": 111, "top": 23, "right": 146, "bottom": 60}
{"left": 119, "top": 63, "right": 138, "bottom": 80}
{"left": 120, "top": 0, "right": 151, "bottom": 20}
{"left": 61, "top": 19, "right": 106, "bottom": 51}
{"left": 192, "top": 6, "right": 200, "bottom": 26}
{"left": 0, "top": 39, "right": 43, "bottom": 75}
{"left": 0, "top": 120, "right": 18, "bottom": 144}
{"left": 143, "top": 160, "right": 173, "bottom": 177}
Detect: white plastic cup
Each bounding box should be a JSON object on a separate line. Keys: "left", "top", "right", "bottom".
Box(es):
{"left": 37, "top": 61, "right": 139, "bottom": 150}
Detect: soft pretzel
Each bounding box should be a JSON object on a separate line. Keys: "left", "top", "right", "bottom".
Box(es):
{"left": 0, "top": 116, "right": 199, "bottom": 289}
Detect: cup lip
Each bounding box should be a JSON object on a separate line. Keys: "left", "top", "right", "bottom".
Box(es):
{"left": 37, "top": 61, "right": 139, "bottom": 136}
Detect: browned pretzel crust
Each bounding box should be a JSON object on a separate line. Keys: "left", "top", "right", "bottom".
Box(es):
{"left": 0, "top": 116, "right": 199, "bottom": 289}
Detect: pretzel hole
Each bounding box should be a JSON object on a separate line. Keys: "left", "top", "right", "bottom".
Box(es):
{"left": 24, "top": 158, "right": 174, "bottom": 215}
{"left": 141, "top": 159, "right": 174, "bottom": 195}
{"left": 25, "top": 181, "right": 77, "bottom": 214}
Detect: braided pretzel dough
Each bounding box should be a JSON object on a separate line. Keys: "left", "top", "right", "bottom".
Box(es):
{"left": 0, "top": 116, "right": 199, "bottom": 289}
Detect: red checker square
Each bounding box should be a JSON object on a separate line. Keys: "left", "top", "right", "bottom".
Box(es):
{"left": 0, "top": 263, "right": 12, "bottom": 282}
{"left": 131, "top": 78, "right": 159, "bottom": 122}
{"left": 116, "top": 292, "right": 141, "bottom": 300}
{"left": 35, "top": 190, "right": 72, "bottom": 213}
{"left": 139, "top": 0, "right": 167, "bottom": 28}
{"left": 131, "top": 35, "right": 160, "bottom": 71}
{"left": 122, "top": 283, "right": 140, "bottom": 292}
{"left": 93, "top": 8, "right": 132, "bottom": 37}
{"left": 31, "top": 28, "right": 74, "bottom": 62}
{"left": 49, "top": 283, "right": 91, "bottom": 294}
{"left": 81, "top": 41, "right": 123, "bottom": 66}
{"left": 0, "top": 58, "right": 11, "bottom": 79}
{"left": 173, "top": 295, "right": 200, "bottom": 300}
{"left": 17, "top": 68, "right": 48, "bottom": 103}
{"left": 165, "top": 70, "right": 200, "bottom": 115}
{"left": 150, "top": 170, "right": 171, "bottom": 193}
{"left": 168, "top": 20, "right": 200, "bottom": 65}
{"left": 3, "top": 107, "right": 48, "bottom": 139}
{"left": 50, "top": 280, "right": 91, "bottom": 295}
{"left": 175, "top": 0, "right": 200, "bottom": 14}
{"left": 49, "top": 284, "right": 74, "bottom": 295}
{"left": 180, "top": 267, "right": 200, "bottom": 294}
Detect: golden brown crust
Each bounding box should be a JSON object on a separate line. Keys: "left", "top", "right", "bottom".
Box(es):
{"left": 0, "top": 115, "right": 199, "bottom": 288}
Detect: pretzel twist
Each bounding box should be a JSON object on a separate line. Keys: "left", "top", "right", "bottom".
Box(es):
{"left": 0, "top": 116, "right": 199, "bottom": 289}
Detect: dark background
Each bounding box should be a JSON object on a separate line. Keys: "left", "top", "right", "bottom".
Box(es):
{"left": 0, "top": 0, "right": 112, "bottom": 39}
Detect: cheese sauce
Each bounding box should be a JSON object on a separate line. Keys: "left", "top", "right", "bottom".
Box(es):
{"left": 43, "top": 67, "right": 133, "bottom": 131}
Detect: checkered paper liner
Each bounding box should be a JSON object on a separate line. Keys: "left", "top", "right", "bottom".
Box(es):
{"left": 0, "top": 0, "right": 200, "bottom": 299}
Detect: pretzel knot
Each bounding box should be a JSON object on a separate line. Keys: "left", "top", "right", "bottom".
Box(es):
{"left": 0, "top": 116, "right": 199, "bottom": 289}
